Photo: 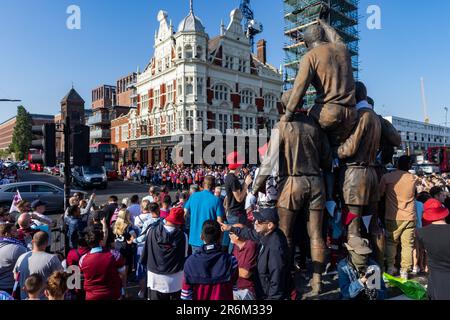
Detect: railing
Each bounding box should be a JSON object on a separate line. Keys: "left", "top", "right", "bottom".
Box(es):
{"left": 87, "top": 113, "right": 110, "bottom": 125}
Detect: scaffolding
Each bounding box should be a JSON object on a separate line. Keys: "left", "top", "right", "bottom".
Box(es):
{"left": 283, "top": 0, "right": 360, "bottom": 106}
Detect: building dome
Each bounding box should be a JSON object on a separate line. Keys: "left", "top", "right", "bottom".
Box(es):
{"left": 177, "top": 0, "right": 205, "bottom": 33}
{"left": 178, "top": 12, "right": 205, "bottom": 33}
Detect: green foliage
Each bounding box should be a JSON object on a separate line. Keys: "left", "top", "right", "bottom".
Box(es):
{"left": 0, "top": 149, "right": 11, "bottom": 159}
{"left": 9, "top": 106, "right": 32, "bottom": 160}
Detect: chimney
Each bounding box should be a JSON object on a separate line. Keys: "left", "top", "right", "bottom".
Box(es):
{"left": 257, "top": 39, "right": 266, "bottom": 65}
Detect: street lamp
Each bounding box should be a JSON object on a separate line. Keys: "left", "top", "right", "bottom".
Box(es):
{"left": 0, "top": 99, "right": 21, "bottom": 102}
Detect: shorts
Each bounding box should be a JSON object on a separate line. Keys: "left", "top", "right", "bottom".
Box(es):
{"left": 277, "top": 175, "right": 325, "bottom": 211}
{"left": 342, "top": 166, "right": 379, "bottom": 206}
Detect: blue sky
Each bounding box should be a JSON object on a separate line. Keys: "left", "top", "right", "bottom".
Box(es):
{"left": 0, "top": 0, "right": 449, "bottom": 125}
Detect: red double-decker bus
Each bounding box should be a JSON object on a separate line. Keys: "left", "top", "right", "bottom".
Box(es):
{"left": 428, "top": 147, "right": 450, "bottom": 173}
{"left": 28, "top": 148, "right": 44, "bottom": 172}
{"left": 89, "top": 143, "right": 119, "bottom": 180}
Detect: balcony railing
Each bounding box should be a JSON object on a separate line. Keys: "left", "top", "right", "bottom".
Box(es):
{"left": 90, "top": 128, "right": 111, "bottom": 140}
{"left": 87, "top": 113, "right": 110, "bottom": 125}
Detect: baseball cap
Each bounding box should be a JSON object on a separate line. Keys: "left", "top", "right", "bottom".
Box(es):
{"left": 253, "top": 208, "right": 279, "bottom": 224}
{"left": 344, "top": 237, "right": 373, "bottom": 255}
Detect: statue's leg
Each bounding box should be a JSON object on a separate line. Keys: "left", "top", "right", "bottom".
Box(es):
{"left": 347, "top": 205, "right": 363, "bottom": 239}
{"left": 277, "top": 207, "right": 298, "bottom": 267}
{"left": 306, "top": 208, "right": 326, "bottom": 296}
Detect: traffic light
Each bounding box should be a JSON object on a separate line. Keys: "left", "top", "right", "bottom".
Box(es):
{"left": 72, "top": 124, "right": 90, "bottom": 166}
{"left": 31, "top": 123, "right": 56, "bottom": 167}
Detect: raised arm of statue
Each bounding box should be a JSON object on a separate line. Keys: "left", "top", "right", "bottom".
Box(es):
{"left": 318, "top": 19, "right": 344, "bottom": 45}
{"left": 283, "top": 57, "right": 314, "bottom": 120}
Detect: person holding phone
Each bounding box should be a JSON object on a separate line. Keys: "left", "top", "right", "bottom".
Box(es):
{"left": 337, "top": 237, "right": 386, "bottom": 300}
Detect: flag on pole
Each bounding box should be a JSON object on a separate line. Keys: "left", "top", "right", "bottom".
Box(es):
{"left": 9, "top": 190, "right": 22, "bottom": 213}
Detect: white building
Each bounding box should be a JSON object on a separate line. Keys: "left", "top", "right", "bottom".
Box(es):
{"left": 125, "top": 4, "right": 283, "bottom": 164}
{"left": 384, "top": 116, "right": 450, "bottom": 154}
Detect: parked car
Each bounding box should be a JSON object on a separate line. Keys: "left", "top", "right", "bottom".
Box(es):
{"left": 44, "top": 166, "right": 53, "bottom": 174}
{"left": 2, "top": 161, "right": 14, "bottom": 168}
{"left": 0, "top": 181, "right": 85, "bottom": 213}
{"left": 17, "top": 161, "right": 29, "bottom": 170}
{"left": 72, "top": 165, "right": 108, "bottom": 189}
{"left": 51, "top": 166, "right": 60, "bottom": 176}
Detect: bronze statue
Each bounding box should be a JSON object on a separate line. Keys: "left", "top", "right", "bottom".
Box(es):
{"left": 253, "top": 96, "right": 332, "bottom": 296}
{"left": 337, "top": 82, "right": 382, "bottom": 244}
{"left": 283, "top": 19, "right": 357, "bottom": 147}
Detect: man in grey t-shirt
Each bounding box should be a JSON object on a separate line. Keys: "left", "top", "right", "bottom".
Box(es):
{"left": 13, "top": 231, "right": 62, "bottom": 300}
{"left": 0, "top": 223, "right": 28, "bottom": 293}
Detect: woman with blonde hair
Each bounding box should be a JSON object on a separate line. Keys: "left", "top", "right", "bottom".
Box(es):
{"left": 112, "top": 209, "right": 136, "bottom": 279}
{"left": 44, "top": 271, "right": 69, "bottom": 300}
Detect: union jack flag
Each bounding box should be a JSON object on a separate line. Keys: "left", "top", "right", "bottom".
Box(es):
{"left": 9, "top": 190, "right": 22, "bottom": 213}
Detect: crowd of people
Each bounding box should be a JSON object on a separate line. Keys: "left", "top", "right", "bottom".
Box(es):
{"left": 118, "top": 162, "right": 254, "bottom": 190}
{"left": 1, "top": 149, "right": 447, "bottom": 301}
{"left": 0, "top": 160, "right": 18, "bottom": 185}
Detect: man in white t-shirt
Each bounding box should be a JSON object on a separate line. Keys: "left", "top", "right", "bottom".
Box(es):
{"left": 143, "top": 186, "right": 157, "bottom": 203}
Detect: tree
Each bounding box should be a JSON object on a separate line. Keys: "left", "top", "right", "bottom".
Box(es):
{"left": 9, "top": 106, "right": 32, "bottom": 160}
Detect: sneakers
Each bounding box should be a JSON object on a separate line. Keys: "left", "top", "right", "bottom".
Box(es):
{"left": 400, "top": 270, "right": 409, "bottom": 280}
{"left": 411, "top": 266, "right": 420, "bottom": 275}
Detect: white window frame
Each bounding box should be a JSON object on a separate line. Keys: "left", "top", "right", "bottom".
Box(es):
{"left": 241, "top": 90, "right": 255, "bottom": 105}
{"left": 154, "top": 89, "right": 160, "bottom": 108}
{"left": 154, "top": 115, "right": 160, "bottom": 136}
{"left": 141, "top": 94, "right": 149, "bottom": 115}
{"left": 185, "top": 77, "right": 194, "bottom": 95}
{"left": 196, "top": 77, "right": 204, "bottom": 96}
{"left": 264, "top": 94, "right": 277, "bottom": 112}
{"left": 185, "top": 110, "right": 194, "bottom": 131}
{"left": 185, "top": 45, "right": 193, "bottom": 59}
{"left": 214, "top": 84, "right": 230, "bottom": 101}
{"left": 167, "top": 84, "right": 174, "bottom": 104}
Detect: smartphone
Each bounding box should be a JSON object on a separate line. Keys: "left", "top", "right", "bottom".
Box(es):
{"left": 365, "top": 269, "right": 376, "bottom": 279}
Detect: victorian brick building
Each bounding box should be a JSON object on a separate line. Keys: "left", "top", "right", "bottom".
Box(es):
{"left": 118, "top": 4, "right": 283, "bottom": 165}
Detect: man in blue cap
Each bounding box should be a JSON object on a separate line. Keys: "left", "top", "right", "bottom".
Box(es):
{"left": 220, "top": 208, "right": 290, "bottom": 300}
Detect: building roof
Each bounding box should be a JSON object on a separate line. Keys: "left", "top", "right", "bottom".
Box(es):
{"left": 208, "top": 36, "right": 221, "bottom": 53}
{"left": 177, "top": 1, "right": 205, "bottom": 33}
{"left": 61, "top": 88, "right": 85, "bottom": 104}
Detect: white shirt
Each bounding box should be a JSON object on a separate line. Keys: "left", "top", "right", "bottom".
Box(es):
{"left": 142, "top": 195, "right": 155, "bottom": 203}
{"left": 134, "top": 213, "right": 152, "bottom": 229}
{"left": 31, "top": 211, "right": 53, "bottom": 227}
{"left": 147, "top": 224, "right": 188, "bottom": 293}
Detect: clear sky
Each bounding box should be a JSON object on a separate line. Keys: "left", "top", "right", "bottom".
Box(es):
{"left": 0, "top": 0, "right": 449, "bottom": 125}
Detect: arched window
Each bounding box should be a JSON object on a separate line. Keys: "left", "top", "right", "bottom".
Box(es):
{"left": 214, "top": 84, "right": 230, "bottom": 101}
{"left": 196, "top": 45, "right": 203, "bottom": 59}
{"left": 241, "top": 90, "right": 255, "bottom": 105}
{"left": 185, "top": 110, "right": 194, "bottom": 131}
{"left": 185, "top": 77, "right": 194, "bottom": 95}
{"left": 264, "top": 94, "right": 277, "bottom": 112}
{"left": 185, "top": 45, "right": 193, "bottom": 59}
{"left": 177, "top": 47, "right": 182, "bottom": 59}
